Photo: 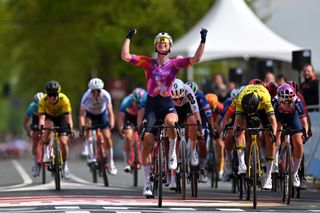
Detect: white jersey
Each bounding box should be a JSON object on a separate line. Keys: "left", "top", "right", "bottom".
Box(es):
{"left": 173, "top": 84, "right": 199, "bottom": 113}
{"left": 80, "top": 89, "right": 112, "bottom": 115}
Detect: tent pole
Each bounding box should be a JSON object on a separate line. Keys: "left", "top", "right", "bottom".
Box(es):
{"left": 187, "top": 66, "right": 194, "bottom": 81}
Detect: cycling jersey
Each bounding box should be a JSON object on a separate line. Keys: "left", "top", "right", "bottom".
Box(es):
{"left": 272, "top": 96, "right": 306, "bottom": 118}
{"left": 38, "top": 93, "right": 72, "bottom": 117}
{"left": 196, "top": 90, "right": 212, "bottom": 119}
{"left": 236, "top": 84, "right": 274, "bottom": 115}
{"left": 172, "top": 84, "right": 199, "bottom": 113}
{"left": 80, "top": 89, "right": 112, "bottom": 115}
{"left": 26, "top": 101, "right": 40, "bottom": 128}
{"left": 129, "top": 55, "right": 191, "bottom": 97}
{"left": 119, "top": 92, "right": 147, "bottom": 116}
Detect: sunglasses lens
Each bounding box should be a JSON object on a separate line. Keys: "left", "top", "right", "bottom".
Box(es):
{"left": 156, "top": 37, "right": 170, "bottom": 44}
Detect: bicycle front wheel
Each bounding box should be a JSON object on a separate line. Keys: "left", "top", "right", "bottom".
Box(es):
{"left": 252, "top": 144, "right": 258, "bottom": 209}
{"left": 53, "top": 141, "right": 61, "bottom": 191}
{"left": 157, "top": 142, "right": 163, "bottom": 208}
{"left": 282, "top": 147, "right": 292, "bottom": 205}
{"left": 180, "top": 140, "right": 187, "bottom": 199}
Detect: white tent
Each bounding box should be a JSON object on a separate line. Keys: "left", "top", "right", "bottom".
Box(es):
{"left": 172, "top": 0, "right": 302, "bottom": 62}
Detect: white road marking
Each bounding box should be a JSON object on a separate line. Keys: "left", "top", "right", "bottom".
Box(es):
{"left": 103, "top": 207, "right": 129, "bottom": 210}
{"left": 55, "top": 206, "right": 80, "bottom": 209}
{"left": 217, "top": 208, "right": 244, "bottom": 211}
{"left": 169, "top": 208, "right": 195, "bottom": 211}
{"left": 0, "top": 160, "right": 33, "bottom": 190}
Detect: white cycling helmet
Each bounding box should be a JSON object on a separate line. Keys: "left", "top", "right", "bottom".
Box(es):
{"left": 88, "top": 78, "right": 104, "bottom": 90}
{"left": 34, "top": 92, "right": 44, "bottom": 104}
{"left": 171, "top": 79, "right": 185, "bottom": 99}
{"left": 154, "top": 32, "right": 173, "bottom": 46}
{"left": 185, "top": 81, "right": 199, "bottom": 95}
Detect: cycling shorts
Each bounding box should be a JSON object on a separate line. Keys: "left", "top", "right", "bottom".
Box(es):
{"left": 275, "top": 110, "right": 302, "bottom": 131}
{"left": 124, "top": 113, "right": 137, "bottom": 128}
{"left": 175, "top": 103, "right": 193, "bottom": 125}
{"left": 45, "top": 114, "right": 70, "bottom": 135}
{"left": 86, "top": 110, "right": 110, "bottom": 129}
{"left": 144, "top": 95, "right": 177, "bottom": 135}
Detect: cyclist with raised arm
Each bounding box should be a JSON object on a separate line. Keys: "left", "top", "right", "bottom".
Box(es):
{"left": 79, "top": 78, "right": 117, "bottom": 175}
{"left": 121, "top": 27, "right": 207, "bottom": 197}
{"left": 38, "top": 81, "right": 73, "bottom": 179}
{"left": 186, "top": 81, "right": 213, "bottom": 183}
{"left": 170, "top": 79, "right": 202, "bottom": 189}
{"left": 234, "top": 84, "right": 277, "bottom": 190}
{"left": 118, "top": 87, "right": 146, "bottom": 172}
{"left": 272, "top": 83, "right": 308, "bottom": 187}
{"left": 23, "top": 92, "right": 44, "bottom": 177}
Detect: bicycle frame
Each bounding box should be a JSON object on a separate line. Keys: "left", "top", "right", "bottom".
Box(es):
{"left": 83, "top": 126, "right": 109, "bottom": 187}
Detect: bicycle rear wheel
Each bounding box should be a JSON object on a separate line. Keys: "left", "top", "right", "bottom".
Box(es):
{"left": 282, "top": 147, "right": 292, "bottom": 205}
{"left": 41, "top": 145, "right": 46, "bottom": 184}
{"left": 91, "top": 163, "right": 97, "bottom": 183}
{"left": 158, "top": 142, "right": 163, "bottom": 208}
{"left": 133, "top": 140, "right": 138, "bottom": 187}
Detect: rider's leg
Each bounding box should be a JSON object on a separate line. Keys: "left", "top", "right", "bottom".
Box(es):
{"left": 102, "top": 128, "right": 117, "bottom": 175}
{"left": 142, "top": 132, "right": 155, "bottom": 196}
{"left": 123, "top": 128, "right": 133, "bottom": 171}
{"left": 165, "top": 113, "right": 178, "bottom": 170}
{"left": 215, "top": 137, "right": 225, "bottom": 178}
{"left": 292, "top": 133, "right": 304, "bottom": 175}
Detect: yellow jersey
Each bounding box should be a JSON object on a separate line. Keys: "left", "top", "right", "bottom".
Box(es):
{"left": 38, "top": 93, "right": 72, "bottom": 117}
{"left": 236, "top": 84, "right": 274, "bottom": 115}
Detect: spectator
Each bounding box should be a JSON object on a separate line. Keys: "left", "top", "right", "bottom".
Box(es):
{"left": 300, "top": 64, "right": 319, "bottom": 111}
{"left": 264, "top": 71, "right": 275, "bottom": 83}
{"left": 276, "top": 74, "right": 287, "bottom": 86}
{"left": 204, "top": 73, "right": 228, "bottom": 102}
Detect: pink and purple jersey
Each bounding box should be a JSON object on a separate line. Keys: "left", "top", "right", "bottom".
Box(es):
{"left": 130, "top": 55, "right": 192, "bottom": 97}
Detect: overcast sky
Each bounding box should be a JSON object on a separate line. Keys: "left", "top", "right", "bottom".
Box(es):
{"left": 254, "top": 0, "right": 320, "bottom": 71}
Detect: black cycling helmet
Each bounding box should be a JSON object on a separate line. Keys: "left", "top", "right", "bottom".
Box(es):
{"left": 45, "top": 80, "right": 61, "bottom": 95}
{"left": 241, "top": 92, "right": 260, "bottom": 114}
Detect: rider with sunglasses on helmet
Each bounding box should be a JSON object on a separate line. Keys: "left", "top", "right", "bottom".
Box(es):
{"left": 38, "top": 80, "right": 74, "bottom": 179}
{"left": 121, "top": 27, "right": 207, "bottom": 197}
{"left": 79, "top": 78, "right": 117, "bottom": 175}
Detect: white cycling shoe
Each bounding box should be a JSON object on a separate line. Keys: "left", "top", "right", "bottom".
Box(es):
{"left": 169, "top": 153, "right": 177, "bottom": 170}
{"left": 143, "top": 182, "right": 153, "bottom": 197}
{"left": 190, "top": 149, "right": 199, "bottom": 166}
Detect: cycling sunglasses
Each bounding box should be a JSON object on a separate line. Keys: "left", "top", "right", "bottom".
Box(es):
{"left": 173, "top": 97, "right": 184, "bottom": 101}
{"left": 156, "top": 37, "right": 170, "bottom": 44}
{"left": 47, "top": 93, "right": 58, "bottom": 97}
{"left": 91, "top": 89, "right": 101, "bottom": 94}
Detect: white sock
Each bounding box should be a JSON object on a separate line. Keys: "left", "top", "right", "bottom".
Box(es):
{"left": 87, "top": 138, "right": 94, "bottom": 158}
{"left": 274, "top": 146, "right": 279, "bottom": 167}
{"left": 109, "top": 148, "right": 114, "bottom": 166}
{"left": 293, "top": 157, "right": 302, "bottom": 175}
{"left": 171, "top": 175, "right": 176, "bottom": 183}
{"left": 123, "top": 151, "right": 129, "bottom": 165}
{"left": 237, "top": 149, "right": 245, "bottom": 166}
{"left": 143, "top": 165, "right": 151, "bottom": 186}
{"left": 200, "top": 158, "right": 207, "bottom": 170}
{"left": 266, "top": 161, "right": 273, "bottom": 178}
{"left": 169, "top": 137, "right": 176, "bottom": 156}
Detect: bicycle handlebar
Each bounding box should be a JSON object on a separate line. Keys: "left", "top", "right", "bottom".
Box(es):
{"left": 235, "top": 125, "right": 276, "bottom": 142}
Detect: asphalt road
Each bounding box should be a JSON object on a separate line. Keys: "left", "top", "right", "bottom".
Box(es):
{"left": 0, "top": 156, "right": 320, "bottom": 213}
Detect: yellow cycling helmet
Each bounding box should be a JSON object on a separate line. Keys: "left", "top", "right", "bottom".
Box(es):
{"left": 205, "top": 93, "right": 218, "bottom": 108}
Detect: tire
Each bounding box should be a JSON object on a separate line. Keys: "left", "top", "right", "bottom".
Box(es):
{"left": 41, "top": 145, "right": 46, "bottom": 184}
{"left": 102, "top": 162, "right": 109, "bottom": 187}
{"left": 133, "top": 139, "right": 138, "bottom": 187}
{"left": 210, "top": 140, "right": 218, "bottom": 189}
{"left": 157, "top": 142, "right": 163, "bottom": 208}
{"left": 181, "top": 140, "right": 187, "bottom": 199}
{"left": 91, "top": 163, "right": 97, "bottom": 183}
{"left": 252, "top": 144, "right": 257, "bottom": 209}
{"left": 282, "top": 147, "right": 292, "bottom": 205}
{"left": 54, "top": 141, "right": 61, "bottom": 191}
{"left": 191, "top": 166, "right": 198, "bottom": 198}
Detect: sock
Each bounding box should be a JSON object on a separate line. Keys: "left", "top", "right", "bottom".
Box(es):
{"left": 169, "top": 137, "right": 176, "bottom": 156}
{"left": 274, "top": 146, "right": 279, "bottom": 167}
{"left": 266, "top": 161, "right": 273, "bottom": 178}
{"left": 109, "top": 148, "right": 114, "bottom": 166}
{"left": 293, "top": 158, "right": 302, "bottom": 175}
{"left": 143, "top": 165, "right": 151, "bottom": 186}
{"left": 237, "top": 149, "right": 245, "bottom": 166}
{"left": 87, "top": 137, "right": 94, "bottom": 159}
{"left": 123, "top": 151, "right": 129, "bottom": 165}
{"left": 200, "top": 158, "right": 207, "bottom": 170}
